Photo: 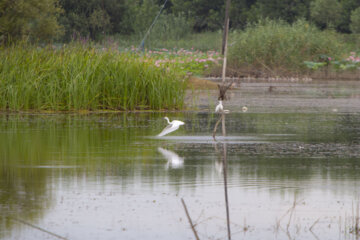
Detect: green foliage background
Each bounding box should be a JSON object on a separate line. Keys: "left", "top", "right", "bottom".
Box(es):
{"left": 1, "top": 0, "right": 360, "bottom": 43}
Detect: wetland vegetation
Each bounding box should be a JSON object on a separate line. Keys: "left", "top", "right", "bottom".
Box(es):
{"left": 0, "top": 43, "right": 188, "bottom": 111}
{"left": 1, "top": 1, "right": 360, "bottom": 111}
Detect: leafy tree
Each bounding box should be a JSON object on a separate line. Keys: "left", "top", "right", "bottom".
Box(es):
{"left": 58, "top": 0, "right": 131, "bottom": 40}
{"left": 126, "top": 0, "right": 160, "bottom": 36}
{"left": 89, "top": 8, "right": 111, "bottom": 36}
{"left": 230, "top": 0, "right": 257, "bottom": 29}
{"left": 103, "top": 0, "right": 132, "bottom": 34}
{"left": 171, "top": 0, "right": 225, "bottom": 31}
{"left": 350, "top": 7, "right": 360, "bottom": 33}
{"left": 338, "top": 0, "right": 360, "bottom": 32}
{"left": 244, "top": 0, "right": 311, "bottom": 24}
{"left": 310, "top": 0, "right": 343, "bottom": 29}
{"left": 0, "top": 0, "right": 64, "bottom": 44}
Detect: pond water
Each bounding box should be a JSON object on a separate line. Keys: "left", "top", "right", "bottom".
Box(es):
{"left": 1, "top": 80, "right": 360, "bottom": 240}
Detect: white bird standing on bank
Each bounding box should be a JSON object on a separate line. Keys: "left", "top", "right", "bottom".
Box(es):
{"left": 157, "top": 117, "right": 185, "bottom": 137}
{"left": 215, "top": 100, "right": 230, "bottom": 113}
{"left": 215, "top": 100, "right": 224, "bottom": 113}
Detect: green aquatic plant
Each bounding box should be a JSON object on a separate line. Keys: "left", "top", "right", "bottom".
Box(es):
{"left": 0, "top": 43, "right": 187, "bottom": 111}
{"left": 304, "top": 52, "right": 360, "bottom": 71}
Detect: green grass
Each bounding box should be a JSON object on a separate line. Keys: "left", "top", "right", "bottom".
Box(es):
{"left": 0, "top": 43, "right": 187, "bottom": 111}
{"left": 228, "top": 19, "right": 348, "bottom": 75}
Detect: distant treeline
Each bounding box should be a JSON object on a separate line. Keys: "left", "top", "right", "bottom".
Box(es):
{"left": 1, "top": 0, "right": 360, "bottom": 43}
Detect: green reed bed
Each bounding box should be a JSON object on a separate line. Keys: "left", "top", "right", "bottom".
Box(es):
{"left": 228, "top": 19, "right": 347, "bottom": 75}
{"left": 0, "top": 44, "right": 187, "bottom": 111}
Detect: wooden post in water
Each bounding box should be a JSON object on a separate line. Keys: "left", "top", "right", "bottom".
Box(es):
{"left": 221, "top": 0, "right": 231, "bottom": 55}
{"left": 221, "top": 1, "right": 231, "bottom": 238}
{"left": 221, "top": 16, "right": 229, "bottom": 86}
{"left": 222, "top": 138, "right": 231, "bottom": 240}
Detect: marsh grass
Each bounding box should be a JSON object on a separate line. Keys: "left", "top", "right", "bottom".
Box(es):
{"left": 228, "top": 19, "right": 347, "bottom": 76}
{"left": 0, "top": 43, "right": 187, "bottom": 111}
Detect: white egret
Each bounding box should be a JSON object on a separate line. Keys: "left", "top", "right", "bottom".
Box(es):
{"left": 215, "top": 100, "right": 223, "bottom": 113}
{"left": 215, "top": 100, "right": 230, "bottom": 113}
{"left": 158, "top": 147, "right": 184, "bottom": 169}
{"left": 157, "top": 117, "right": 185, "bottom": 137}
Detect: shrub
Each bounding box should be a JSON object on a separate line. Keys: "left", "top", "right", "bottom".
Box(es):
{"left": 228, "top": 19, "right": 346, "bottom": 74}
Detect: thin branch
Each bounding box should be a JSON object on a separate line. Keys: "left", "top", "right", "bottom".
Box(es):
{"left": 310, "top": 218, "right": 320, "bottom": 232}
{"left": 217, "top": 80, "right": 234, "bottom": 101}
{"left": 287, "top": 196, "right": 297, "bottom": 231}
{"left": 212, "top": 115, "right": 223, "bottom": 140}
{"left": 181, "top": 198, "right": 200, "bottom": 240}
{"left": 11, "top": 217, "right": 68, "bottom": 240}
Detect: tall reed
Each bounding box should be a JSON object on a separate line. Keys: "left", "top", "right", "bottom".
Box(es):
{"left": 0, "top": 43, "right": 187, "bottom": 111}
{"left": 228, "top": 19, "right": 346, "bottom": 74}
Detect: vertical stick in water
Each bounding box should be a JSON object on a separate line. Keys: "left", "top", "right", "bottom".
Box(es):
{"left": 221, "top": 17, "right": 230, "bottom": 85}
{"left": 220, "top": 1, "right": 231, "bottom": 238}
{"left": 221, "top": 0, "right": 231, "bottom": 55}
{"left": 221, "top": 116, "right": 231, "bottom": 240}
{"left": 222, "top": 113, "right": 226, "bottom": 137}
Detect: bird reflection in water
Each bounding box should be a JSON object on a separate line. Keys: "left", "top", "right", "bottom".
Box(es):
{"left": 157, "top": 147, "right": 184, "bottom": 169}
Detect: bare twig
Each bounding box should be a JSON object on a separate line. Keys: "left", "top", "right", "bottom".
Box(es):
{"left": 217, "top": 81, "right": 234, "bottom": 101}
{"left": 181, "top": 198, "right": 200, "bottom": 240}
{"left": 287, "top": 196, "right": 297, "bottom": 231}
{"left": 310, "top": 218, "right": 320, "bottom": 232}
{"left": 11, "top": 217, "right": 68, "bottom": 240}
{"left": 256, "top": 57, "right": 276, "bottom": 76}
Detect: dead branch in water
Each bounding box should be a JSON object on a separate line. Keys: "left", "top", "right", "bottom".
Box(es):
{"left": 10, "top": 217, "right": 68, "bottom": 240}
{"left": 287, "top": 196, "right": 297, "bottom": 231}
{"left": 217, "top": 81, "right": 234, "bottom": 101}
{"left": 181, "top": 198, "right": 200, "bottom": 240}
{"left": 310, "top": 218, "right": 320, "bottom": 232}
{"left": 212, "top": 115, "right": 223, "bottom": 140}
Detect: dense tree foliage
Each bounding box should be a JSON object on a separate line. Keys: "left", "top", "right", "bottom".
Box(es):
{"left": 350, "top": 7, "right": 360, "bottom": 33}
{"left": 0, "top": 0, "right": 63, "bottom": 43}
{"left": 310, "top": 0, "right": 343, "bottom": 29}
{"left": 1, "top": 0, "right": 360, "bottom": 43}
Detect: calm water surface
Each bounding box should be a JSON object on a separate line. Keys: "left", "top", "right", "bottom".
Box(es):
{"left": 1, "top": 81, "right": 360, "bottom": 240}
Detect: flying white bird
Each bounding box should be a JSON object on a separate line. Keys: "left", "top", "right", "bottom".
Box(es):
{"left": 215, "top": 100, "right": 230, "bottom": 113}
{"left": 158, "top": 147, "right": 184, "bottom": 169}
{"left": 157, "top": 117, "right": 185, "bottom": 137}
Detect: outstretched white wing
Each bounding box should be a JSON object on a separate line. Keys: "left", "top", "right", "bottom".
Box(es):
{"left": 157, "top": 123, "right": 180, "bottom": 137}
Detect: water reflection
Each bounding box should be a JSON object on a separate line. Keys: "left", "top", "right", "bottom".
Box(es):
{"left": 157, "top": 147, "right": 184, "bottom": 169}
{"left": 0, "top": 112, "right": 359, "bottom": 240}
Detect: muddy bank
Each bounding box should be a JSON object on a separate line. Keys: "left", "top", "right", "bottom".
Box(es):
{"left": 207, "top": 64, "right": 360, "bottom": 81}
{"left": 186, "top": 79, "right": 360, "bottom": 113}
